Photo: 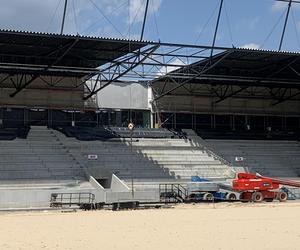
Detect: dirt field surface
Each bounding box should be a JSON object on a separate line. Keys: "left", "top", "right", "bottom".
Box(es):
{"left": 0, "top": 202, "right": 299, "bottom": 250}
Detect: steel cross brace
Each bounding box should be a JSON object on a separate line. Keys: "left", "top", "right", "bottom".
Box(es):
{"left": 9, "top": 37, "right": 80, "bottom": 97}
{"left": 83, "top": 44, "right": 159, "bottom": 100}
{"left": 214, "top": 85, "right": 249, "bottom": 104}
{"left": 272, "top": 88, "right": 300, "bottom": 106}
{"left": 152, "top": 50, "right": 232, "bottom": 102}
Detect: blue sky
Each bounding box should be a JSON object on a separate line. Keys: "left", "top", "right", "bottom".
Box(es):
{"left": 0, "top": 0, "right": 299, "bottom": 51}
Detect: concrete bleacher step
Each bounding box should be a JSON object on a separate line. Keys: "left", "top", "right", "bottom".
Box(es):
{"left": 51, "top": 128, "right": 235, "bottom": 183}
{"left": 206, "top": 139, "right": 300, "bottom": 178}
{"left": 0, "top": 127, "right": 86, "bottom": 182}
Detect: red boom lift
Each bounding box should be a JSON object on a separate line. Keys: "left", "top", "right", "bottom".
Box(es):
{"left": 232, "top": 173, "right": 300, "bottom": 202}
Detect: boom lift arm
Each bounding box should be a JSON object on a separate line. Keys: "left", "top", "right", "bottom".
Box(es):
{"left": 232, "top": 173, "right": 300, "bottom": 202}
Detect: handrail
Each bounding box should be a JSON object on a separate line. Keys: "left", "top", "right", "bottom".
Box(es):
{"left": 159, "top": 183, "right": 188, "bottom": 203}
{"left": 50, "top": 192, "right": 95, "bottom": 207}
{"left": 183, "top": 130, "right": 236, "bottom": 175}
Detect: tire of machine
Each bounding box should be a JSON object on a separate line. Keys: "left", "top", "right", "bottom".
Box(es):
{"left": 277, "top": 192, "right": 288, "bottom": 202}
{"left": 240, "top": 192, "right": 250, "bottom": 202}
{"left": 225, "top": 193, "right": 237, "bottom": 201}
{"left": 203, "top": 193, "right": 214, "bottom": 201}
{"left": 251, "top": 192, "right": 263, "bottom": 202}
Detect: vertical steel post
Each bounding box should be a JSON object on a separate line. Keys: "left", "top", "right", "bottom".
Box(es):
{"left": 210, "top": 0, "right": 224, "bottom": 58}
{"left": 140, "top": 0, "right": 150, "bottom": 41}
{"left": 61, "top": 0, "right": 68, "bottom": 35}
{"left": 279, "top": 0, "right": 292, "bottom": 51}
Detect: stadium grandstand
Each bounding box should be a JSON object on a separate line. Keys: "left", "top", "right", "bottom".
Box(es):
{"left": 0, "top": 0, "right": 300, "bottom": 209}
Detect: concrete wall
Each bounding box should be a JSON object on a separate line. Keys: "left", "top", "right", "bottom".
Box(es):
{"left": 0, "top": 75, "right": 84, "bottom": 109}
{"left": 105, "top": 190, "right": 160, "bottom": 204}
{"left": 0, "top": 186, "right": 96, "bottom": 209}
{"left": 89, "top": 176, "right": 106, "bottom": 203}
{"left": 110, "top": 174, "right": 130, "bottom": 192}
{"left": 95, "top": 81, "right": 150, "bottom": 110}
{"left": 156, "top": 95, "right": 300, "bottom": 116}
{"left": 152, "top": 82, "right": 300, "bottom": 116}
{"left": 0, "top": 88, "right": 84, "bottom": 109}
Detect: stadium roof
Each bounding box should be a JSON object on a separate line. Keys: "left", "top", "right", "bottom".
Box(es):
{"left": 154, "top": 48, "right": 300, "bottom": 89}
{"left": 152, "top": 48, "right": 300, "bottom": 101}
{"left": 0, "top": 29, "right": 148, "bottom": 77}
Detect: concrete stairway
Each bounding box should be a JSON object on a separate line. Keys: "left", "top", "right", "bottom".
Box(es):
{"left": 0, "top": 126, "right": 85, "bottom": 181}
{"left": 54, "top": 129, "right": 234, "bottom": 191}
{"left": 0, "top": 126, "right": 96, "bottom": 208}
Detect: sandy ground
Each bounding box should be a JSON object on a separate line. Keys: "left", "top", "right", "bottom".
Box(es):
{"left": 0, "top": 202, "right": 299, "bottom": 250}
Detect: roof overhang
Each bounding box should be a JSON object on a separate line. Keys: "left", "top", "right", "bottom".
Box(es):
{"left": 152, "top": 48, "right": 300, "bottom": 92}
{"left": 0, "top": 29, "right": 149, "bottom": 78}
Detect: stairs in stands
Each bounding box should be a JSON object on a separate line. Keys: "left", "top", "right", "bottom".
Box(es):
{"left": 0, "top": 126, "right": 85, "bottom": 181}
{"left": 53, "top": 129, "right": 235, "bottom": 191}
{"left": 128, "top": 138, "right": 234, "bottom": 180}
{"left": 0, "top": 126, "right": 96, "bottom": 208}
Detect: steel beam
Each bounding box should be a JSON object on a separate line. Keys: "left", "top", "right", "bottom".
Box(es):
{"left": 9, "top": 37, "right": 79, "bottom": 97}
{"left": 61, "top": 0, "right": 68, "bottom": 35}
{"left": 140, "top": 0, "right": 150, "bottom": 41}
{"left": 211, "top": 0, "right": 224, "bottom": 58}
{"left": 279, "top": 0, "right": 292, "bottom": 51}
{"left": 214, "top": 86, "right": 249, "bottom": 104}
{"left": 83, "top": 45, "right": 159, "bottom": 100}
{"left": 272, "top": 91, "right": 300, "bottom": 105}
{"left": 152, "top": 50, "right": 232, "bottom": 102}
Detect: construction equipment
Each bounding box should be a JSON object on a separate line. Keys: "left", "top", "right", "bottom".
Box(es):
{"left": 232, "top": 173, "right": 300, "bottom": 202}
{"left": 186, "top": 181, "right": 238, "bottom": 202}
{"left": 183, "top": 176, "right": 239, "bottom": 202}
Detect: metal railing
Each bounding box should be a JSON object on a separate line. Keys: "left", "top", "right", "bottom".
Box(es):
{"left": 183, "top": 130, "right": 237, "bottom": 177}
{"left": 50, "top": 192, "right": 95, "bottom": 208}
{"left": 159, "top": 184, "right": 188, "bottom": 203}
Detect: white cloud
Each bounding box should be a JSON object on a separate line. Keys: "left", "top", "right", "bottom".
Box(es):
{"left": 249, "top": 17, "right": 260, "bottom": 30}
{"left": 271, "top": 1, "right": 300, "bottom": 12}
{"left": 157, "top": 58, "right": 186, "bottom": 76}
{"left": 271, "top": 2, "right": 287, "bottom": 12}
{"left": 241, "top": 43, "right": 260, "bottom": 49}
{"left": 129, "top": 0, "right": 161, "bottom": 24}
{"left": 0, "top": 0, "right": 61, "bottom": 32}
{"left": 0, "top": 0, "right": 162, "bottom": 38}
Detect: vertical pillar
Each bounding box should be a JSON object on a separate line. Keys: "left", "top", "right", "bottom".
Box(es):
{"left": 61, "top": 0, "right": 68, "bottom": 35}
{"left": 174, "top": 113, "right": 177, "bottom": 129}
{"left": 150, "top": 111, "right": 154, "bottom": 129}
{"left": 279, "top": 0, "right": 292, "bottom": 51}
{"left": 211, "top": 114, "right": 216, "bottom": 129}
{"left": 24, "top": 108, "right": 29, "bottom": 127}
{"left": 0, "top": 107, "right": 3, "bottom": 128}
{"left": 282, "top": 116, "right": 286, "bottom": 131}
{"left": 231, "top": 115, "right": 235, "bottom": 131}
{"left": 71, "top": 111, "right": 75, "bottom": 127}
{"left": 245, "top": 115, "right": 249, "bottom": 130}
{"left": 192, "top": 113, "right": 195, "bottom": 130}
{"left": 47, "top": 109, "right": 53, "bottom": 128}
{"left": 96, "top": 112, "right": 99, "bottom": 127}
{"left": 116, "top": 111, "right": 122, "bottom": 127}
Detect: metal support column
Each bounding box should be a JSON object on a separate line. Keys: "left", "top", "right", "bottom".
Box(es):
{"left": 279, "top": 0, "right": 292, "bottom": 51}
{"left": 210, "top": 0, "right": 224, "bottom": 58}
{"left": 140, "top": 0, "right": 150, "bottom": 41}
{"left": 61, "top": 0, "right": 68, "bottom": 35}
